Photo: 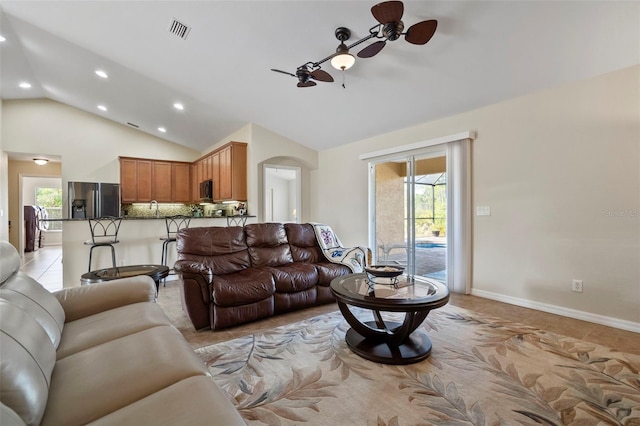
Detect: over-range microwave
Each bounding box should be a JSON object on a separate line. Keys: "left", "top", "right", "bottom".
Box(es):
{"left": 200, "top": 179, "right": 213, "bottom": 201}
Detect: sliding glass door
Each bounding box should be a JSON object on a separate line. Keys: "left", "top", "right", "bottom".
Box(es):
{"left": 366, "top": 134, "right": 472, "bottom": 293}
{"left": 371, "top": 151, "right": 447, "bottom": 282}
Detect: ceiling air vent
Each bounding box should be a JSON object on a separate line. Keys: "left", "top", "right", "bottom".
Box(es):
{"left": 168, "top": 18, "right": 191, "bottom": 40}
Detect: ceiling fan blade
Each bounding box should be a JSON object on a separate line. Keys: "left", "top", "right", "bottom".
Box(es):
{"left": 310, "top": 69, "right": 334, "bottom": 82}
{"left": 405, "top": 20, "right": 437, "bottom": 45}
{"left": 271, "top": 68, "right": 296, "bottom": 78}
{"left": 358, "top": 40, "right": 386, "bottom": 58}
{"left": 371, "top": 1, "right": 404, "bottom": 25}
{"left": 297, "top": 81, "right": 317, "bottom": 88}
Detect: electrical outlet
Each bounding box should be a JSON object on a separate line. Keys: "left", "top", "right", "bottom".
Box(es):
{"left": 572, "top": 279, "right": 583, "bottom": 293}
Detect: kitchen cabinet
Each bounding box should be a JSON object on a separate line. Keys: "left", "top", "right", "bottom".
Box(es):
{"left": 120, "top": 158, "right": 152, "bottom": 203}
{"left": 152, "top": 161, "right": 172, "bottom": 202}
{"left": 172, "top": 163, "right": 192, "bottom": 203}
{"left": 210, "top": 150, "right": 221, "bottom": 202}
{"left": 217, "top": 142, "right": 247, "bottom": 201}
{"left": 120, "top": 157, "right": 191, "bottom": 203}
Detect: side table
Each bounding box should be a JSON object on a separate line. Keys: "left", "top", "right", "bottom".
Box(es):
{"left": 81, "top": 264, "right": 170, "bottom": 293}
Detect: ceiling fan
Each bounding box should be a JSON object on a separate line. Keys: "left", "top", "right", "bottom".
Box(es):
{"left": 271, "top": 1, "right": 438, "bottom": 88}
{"left": 270, "top": 64, "right": 334, "bottom": 88}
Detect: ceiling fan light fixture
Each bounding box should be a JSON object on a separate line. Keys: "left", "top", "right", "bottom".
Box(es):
{"left": 331, "top": 44, "right": 355, "bottom": 71}
{"left": 33, "top": 158, "right": 48, "bottom": 166}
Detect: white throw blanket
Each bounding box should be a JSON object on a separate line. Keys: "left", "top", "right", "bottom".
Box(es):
{"left": 311, "top": 223, "right": 369, "bottom": 273}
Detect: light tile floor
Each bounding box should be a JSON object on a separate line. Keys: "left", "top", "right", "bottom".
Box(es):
{"left": 20, "top": 245, "right": 63, "bottom": 292}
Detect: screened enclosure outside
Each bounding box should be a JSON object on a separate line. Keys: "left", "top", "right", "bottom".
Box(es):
{"left": 410, "top": 172, "right": 446, "bottom": 239}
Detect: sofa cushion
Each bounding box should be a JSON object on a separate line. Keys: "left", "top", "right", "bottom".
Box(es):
{"left": 86, "top": 376, "right": 245, "bottom": 425}
{"left": 315, "top": 262, "right": 352, "bottom": 286}
{"left": 262, "top": 262, "right": 318, "bottom": 293}
{"left": 56, "top": 302, "right": 173, "bottom": 359}
{"left": 177, "top": 227, "right": 250, "bottom": 275}
{"left": 245, "top": 223, "right": 294, "bottom": 267}
{"left": 0, "top": 299, "right": 56, "bottom": 426}
{"left": 212, "top": 269, "right": 275, "bottom": 307}
{"left": 284, "top": 223, "right": 323, "bottom": 263}
{"left": 0, "top": 273, "right": 65, "bottom": 349}
{"left": 42, "top": 325, "right": 210, "bottom": 426}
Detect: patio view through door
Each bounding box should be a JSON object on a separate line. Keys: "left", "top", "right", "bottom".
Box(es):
{"left": 373, "top": 153, "right": 447, "bottom": 282}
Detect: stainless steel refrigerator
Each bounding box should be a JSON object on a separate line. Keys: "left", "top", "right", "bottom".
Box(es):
{"left": 68, "top": 182, "right": 121, "bottom": 219}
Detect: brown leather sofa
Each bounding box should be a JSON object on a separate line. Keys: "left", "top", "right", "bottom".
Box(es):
{"left": 0, "top": 241, "right": 244, "bottom": 426}
{"left": 175, "top": 223, "right": 354, "bottom": 330}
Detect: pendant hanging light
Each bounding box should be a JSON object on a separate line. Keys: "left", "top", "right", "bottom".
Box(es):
{"left": 330, "top": 27, "right": 355, "bottom": 71}
{"left": 331, "top": 43, "right": 355, "bottom": 71}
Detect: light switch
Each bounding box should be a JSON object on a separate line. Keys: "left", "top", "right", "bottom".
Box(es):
{"left": 476, "top": 206, "right": 491, "bottom": 216}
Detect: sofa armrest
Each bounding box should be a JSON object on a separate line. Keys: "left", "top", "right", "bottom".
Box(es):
{"left": 53, "top": 276, "right": 157, "bottom": 323}
{"left": 174, "top": 260, "right": 213, "bottom": 282}
{"left": 174, "top": 261, "right": 214, "bottom": 330}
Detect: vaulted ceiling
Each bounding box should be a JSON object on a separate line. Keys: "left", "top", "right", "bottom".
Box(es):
{"left": 2, "top": 1, "right": 638, "bottom": 152}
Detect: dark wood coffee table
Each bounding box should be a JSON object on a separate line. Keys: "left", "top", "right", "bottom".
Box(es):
{"left": 81, "top": 265, "right": 170, "bottom": 293}
{"left": 330, "top": 273, "right": 449, "bottom": 365}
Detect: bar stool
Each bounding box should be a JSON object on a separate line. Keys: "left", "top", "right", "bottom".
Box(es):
{"left": 85, "top": 216, "right": 122, "bottom": 272}
{"left": 226, "top": 215, "right": 248, "bottom": 227}
{"left": 160, "top": 215, "right": 191, "bottom": 277}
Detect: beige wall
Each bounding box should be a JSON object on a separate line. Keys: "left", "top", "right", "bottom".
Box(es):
{"left": 313, "top": 65, "right": 640, "bottom": 328}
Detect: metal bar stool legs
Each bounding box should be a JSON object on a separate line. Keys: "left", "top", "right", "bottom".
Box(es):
{"left": 160, "top": 215, "right": 191, "bottom": 286}
{"left": 88, "top": 243, "right": 117, "bottom": 272}
{"left": 85, "top": 217, "right": 121, "bottom": 272}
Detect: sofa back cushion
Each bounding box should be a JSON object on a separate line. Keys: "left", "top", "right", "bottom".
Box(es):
{"left": 285, "top": 223, "right": 324, "bottom": 263}
{"left": 176, "top": 226, "right": 250, "bottom": 275}
{"left": 245, "top": 223, "right": 293, "bottom": 267}
{"left": 0, "top": 242, "right": 65, "bottom": 348}
{"left": 0, "top": 299, "right": 56, "bottom": 426}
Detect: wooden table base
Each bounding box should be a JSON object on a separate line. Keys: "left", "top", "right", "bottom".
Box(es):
{"left": 345, "top": 320, "right": 433, "bottom": 365}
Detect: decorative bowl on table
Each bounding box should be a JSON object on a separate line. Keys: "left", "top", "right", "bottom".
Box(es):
{"left": 364, "top": 265, "right": 404, "bottom": 278}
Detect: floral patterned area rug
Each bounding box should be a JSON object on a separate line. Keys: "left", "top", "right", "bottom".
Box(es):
{"left": 196, "top": 306, "right": 640, "bottom": 425}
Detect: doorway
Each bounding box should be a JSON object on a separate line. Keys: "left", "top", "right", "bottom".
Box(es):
{"left": 263, "top": 165, "right": 301, "bottom": 223}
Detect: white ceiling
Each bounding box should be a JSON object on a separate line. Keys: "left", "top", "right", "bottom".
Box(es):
{"left": 1, "top": 1, "right": 638, "bottom": 153}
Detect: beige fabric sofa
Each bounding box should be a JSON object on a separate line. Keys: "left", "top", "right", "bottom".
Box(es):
{"left": 0, "top": 241, "right": 244, "bottom": 426}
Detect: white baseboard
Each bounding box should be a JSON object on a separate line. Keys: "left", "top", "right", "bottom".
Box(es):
{"left": 470, "top": 289, "right": 640, "bottom": 334}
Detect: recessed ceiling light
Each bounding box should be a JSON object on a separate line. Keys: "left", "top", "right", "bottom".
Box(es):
{"left": 173, "top": 103, "right": 184, "bottom": 111}
{"left": 0, "top": 35, "right": 6, "bottom": 42}
{"left": 97, "top": 105, "right": 107, "bottom": 111}
{"left": 19, "top": 82, "right": 32, "bottom": 89}
{"left": 95, "top": 70, "right": 108, "bottom": 79}
{"left": 158, "top": 127, "right": 167, "bottom": 133}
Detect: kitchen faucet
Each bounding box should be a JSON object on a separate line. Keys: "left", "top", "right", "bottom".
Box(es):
{"left": 149, "top": 200, "right": 159, "bottom": 218}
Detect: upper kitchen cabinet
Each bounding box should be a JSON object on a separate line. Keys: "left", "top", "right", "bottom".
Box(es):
{"left": 120, "top": 157, "right": 191, "bottom": 203}
{"left": 193, "top": 142, "right": 247, "bottom": 202}
{"left": 217, "top": 142, "right": 247, "bottom": 201}
{"left": 120, "top": 157, "right": 152, "bottom": 203}
{"left": 172, "top": 162, "right": 192, "bottom": 203}
{"left": 152, "top": 161, "right": 172, "bottom": 202}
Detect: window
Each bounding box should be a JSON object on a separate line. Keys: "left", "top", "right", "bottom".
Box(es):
{"left": 35, "top": 187, "right": 62, "bottom": 231}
